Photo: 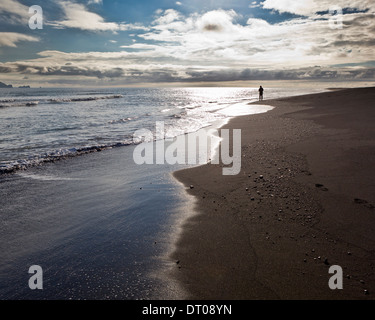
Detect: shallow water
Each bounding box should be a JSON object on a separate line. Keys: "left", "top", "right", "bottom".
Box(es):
{"left": 0, "top": 143, "right": 191, "bottom": 300}
{"left": 0, "top": 87, "right": 326, "bottom": 174}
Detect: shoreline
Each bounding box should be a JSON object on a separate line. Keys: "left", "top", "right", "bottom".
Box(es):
{"left": 0, "top": 142, "right": 191, "bottom": 300}
{"left": 171, "top": 87, "right": 375, "bottom": 300}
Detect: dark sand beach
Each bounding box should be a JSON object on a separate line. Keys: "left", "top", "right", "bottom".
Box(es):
{"left": 172, "top": 87, "right": 375, "bottom": 300}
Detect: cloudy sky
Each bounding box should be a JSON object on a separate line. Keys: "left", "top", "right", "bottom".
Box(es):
{"left": 0, "top": 0, "right": 374, "bottom": 87}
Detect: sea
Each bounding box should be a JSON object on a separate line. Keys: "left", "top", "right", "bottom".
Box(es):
{"left": 0, "top": 86, "right": 327, "bottom": 300}
{"left": 0, "top": 87, "right": 329, "bottom": 173}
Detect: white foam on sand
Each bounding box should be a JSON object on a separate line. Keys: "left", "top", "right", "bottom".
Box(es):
{"left": 216, "top": 103, "right": 274, "bottom": 117}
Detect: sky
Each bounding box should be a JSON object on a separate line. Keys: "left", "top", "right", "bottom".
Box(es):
{"left": 0, "top": 0, "right": 374, "bottom": 87}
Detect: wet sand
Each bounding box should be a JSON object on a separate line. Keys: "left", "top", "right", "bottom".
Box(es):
{"left": 172, "top": 87, "right": 375, "bottom": 300}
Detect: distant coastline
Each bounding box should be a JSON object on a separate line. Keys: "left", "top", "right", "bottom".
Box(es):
{"left": 0, "top": 81, "right": 30, "bottom": 89}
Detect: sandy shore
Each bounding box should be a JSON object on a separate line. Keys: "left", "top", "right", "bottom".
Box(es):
{"left": 172, "top": 87, "right": 375, "bottom": 300}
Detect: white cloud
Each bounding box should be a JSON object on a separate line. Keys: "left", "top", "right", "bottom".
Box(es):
{"left": 0, "top": 32, "right": 39, "bottom": 47}
{"left": 262, "top": 0, "right": 316, "bottom": 16}
{"left": 0, "top": 0, "right": 29, "bottom": 23}
{"left": 246, "top": 18, "right": 270, "bottom": 27}
{"left": 196, "top": 10, "right": 238, "bottom": 32}
{"left": 54, "top": 1, "right": 118, "bottom": 31}
{"left": 153, "top": 9, "right": 181, "bottom": 25}
{"left": 249, "top": 1, "right": 261, "bottom": 8}
{"left": 137, "top": 7, "right": 375, "bottom": 70}
{"left": 52, "top": 1, "right": 148, "bottom": 32}
{"left": 1, "top": 6, "right": 375, "bottom": 84}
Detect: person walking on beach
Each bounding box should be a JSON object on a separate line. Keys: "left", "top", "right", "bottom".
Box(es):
{"left": 259, "top": 86, "right": 264, "bottom": 101}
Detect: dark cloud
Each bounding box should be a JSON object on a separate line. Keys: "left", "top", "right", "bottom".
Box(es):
{"left": 343, "top": 14, "right": 374, "bottom": 27}
{"left": 12, "top": 64, "right": 125, "bottom": 79}
{"left": 2, "top": 60, "right": 375, "bottom": 83}
{"left": 203, "top": 24, "right": 223, "bottom": 32}
{"left": 182, "top": 67, "right": 375, "bottom": 82}
{"left": 0, "top": 66, "right": 13, "bottom": 73}
{"left": 332, "top": 39, "right": 375, "bottom": 47}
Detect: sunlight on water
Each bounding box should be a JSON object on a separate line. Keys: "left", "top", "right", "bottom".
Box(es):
{"left": 0, "top": 86, "right": 327, "bottom": 173}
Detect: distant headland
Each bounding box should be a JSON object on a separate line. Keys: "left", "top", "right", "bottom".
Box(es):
{"left": 0, "top": 81, "right": 30, "bottom": 89}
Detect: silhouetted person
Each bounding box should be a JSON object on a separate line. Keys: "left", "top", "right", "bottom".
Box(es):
{"left": 259, "top": 86, "right": 264, "bottom": 101}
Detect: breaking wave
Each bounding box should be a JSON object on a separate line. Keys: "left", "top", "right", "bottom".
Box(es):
{"left": 48, "top": 95, "right": 123, "bottom": 103}
{"left": 0, "top": 140, "right": 133, "bottom": 175}
{"left": 0, "top": 101, "right": 39, "bottom": 108}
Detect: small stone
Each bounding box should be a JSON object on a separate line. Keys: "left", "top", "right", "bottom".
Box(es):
{"left": 347, "top": 251, "right": 352, "bottom": 256}
{"left": 360, "top": 280, "right": 365, "bottom": 284}
{"left": 176, "top": 260, "right": 180, "bottom": 265}
{"left": 364, "top": 289, "right": 370, "bottom": 295}
{"left": 324, "top": 258, "right": 330, "bottom": 265}
{"left": 190, "top": 185, "right": 194, "bottom": 189}
{"left": 259, "top": 175, "right": 264, "bottom": 179}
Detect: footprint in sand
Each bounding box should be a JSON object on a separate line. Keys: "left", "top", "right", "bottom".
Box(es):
{"left": 315, "top": 183, "right": 329, "bottom": 192}
{"left": 354, "top": 198, "right": 375, "bottom": 210}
